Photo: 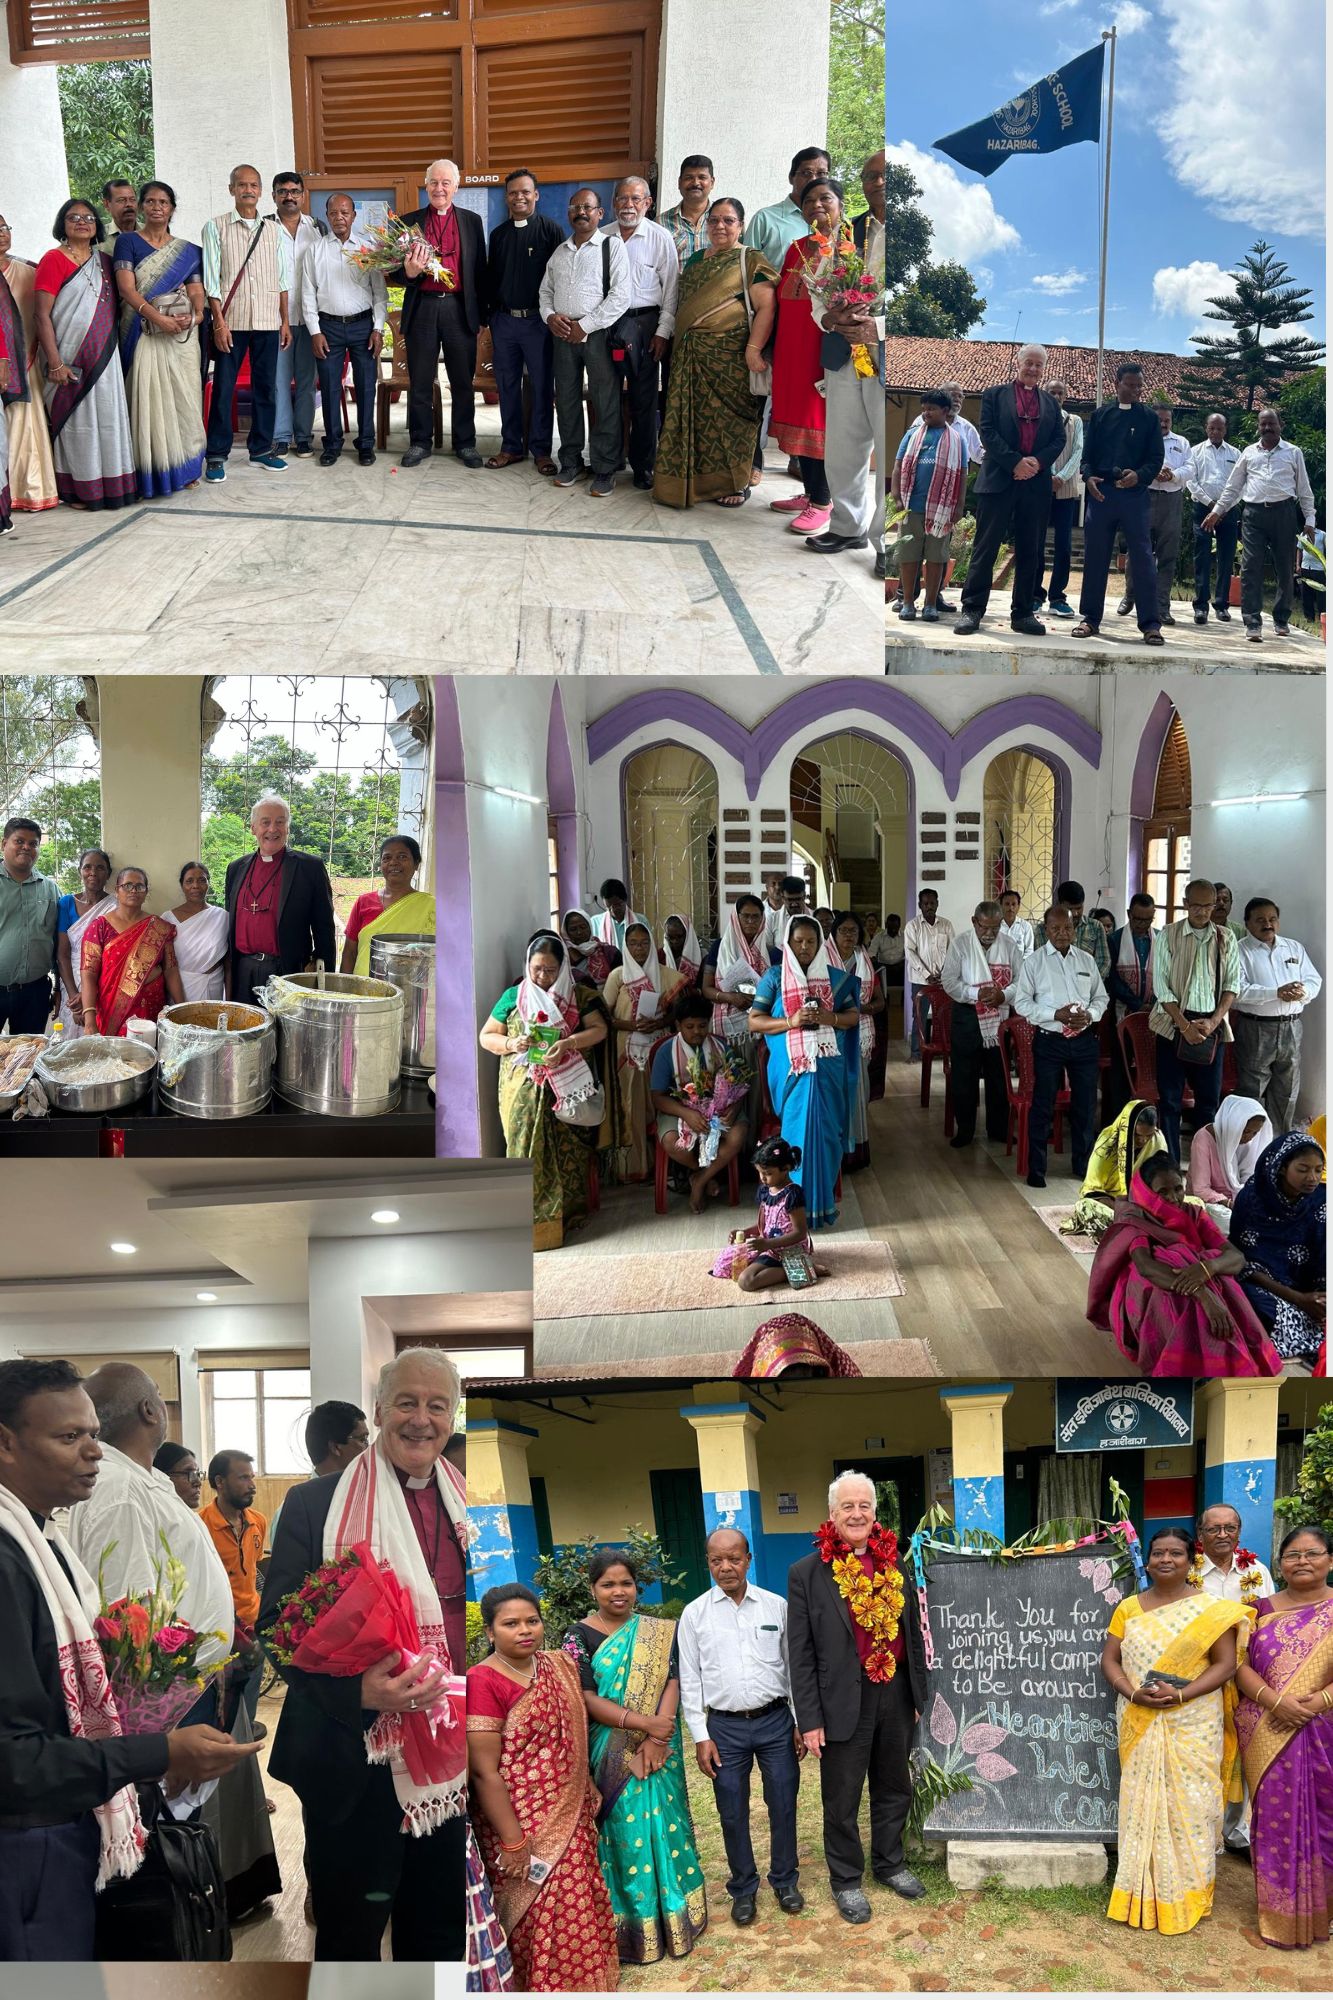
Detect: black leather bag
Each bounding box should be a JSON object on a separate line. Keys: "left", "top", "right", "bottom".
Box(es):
{"left": 94, "top": 1785, "right": 232, "bottom": 1961}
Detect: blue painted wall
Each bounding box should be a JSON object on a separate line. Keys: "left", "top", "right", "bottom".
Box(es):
{"left": 1202, "top": 1455, "right": 1276, "bottom": 1564}
{"left": 952, "top": 1472, "right": 1005, "bottom": 1539}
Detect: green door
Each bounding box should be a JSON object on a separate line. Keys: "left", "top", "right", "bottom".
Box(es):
{"left": 649, "top": 1467, "right": 709, "bottom": 1603}
{"left": 834, "top": 1454, "right": 927, "bottom": 1541}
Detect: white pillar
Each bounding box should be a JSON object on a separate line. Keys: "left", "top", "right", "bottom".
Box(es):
{"left": 656, "top": 0, "right": 830, "bottom": 217}
{"left": 0, "top": 9, "right": 68, "bottom": 252}
{"left": 148, "top": 0, "right": 294, "bottom": 242}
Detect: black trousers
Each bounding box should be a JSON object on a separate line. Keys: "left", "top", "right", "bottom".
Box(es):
{"left": 316, "top": 309, "right": 378, "bottom": 454}
{"left": 608, "top": 308, "right": 661, "bottom": 476}
{"left": 960, "top": 471, "right": 1053, "bottom": 618}
{"left": 950, "top": 1005, "right": 1008, "bottom": 1143}
{"left": 709, "top": 1701, "right": 801, "bottom": 1900}
{"left": 0, "top": 974, "right": 50, "bottom": 1033}
{"left": 305, "top": 1767, "right": 465, "bottom": 1961}
{"left": 1192, "top": 499, "right": 1239, "bottom": 613}
{"left": 0, "top": 1817, "right": 100, "bottom": 1959}
{"left": 1029, "top": 1027, "right": 1100, "bottom": 1180}
{"left": 404, "top": 292, "right": 477, "bottom": 452}
{"left": 1155, "top": 1027, "right": 1224, "bottom": 1163}
{"left": 1240, "top": 498, "right": 1299, "bottom": 628}
{"left": 818, "top": 1669, "right": 914, "bottom": 1891}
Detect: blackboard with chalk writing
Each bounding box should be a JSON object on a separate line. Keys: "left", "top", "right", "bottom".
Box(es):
{"left": 914, "top": 1542, "right": 1123, "bottom": 1841}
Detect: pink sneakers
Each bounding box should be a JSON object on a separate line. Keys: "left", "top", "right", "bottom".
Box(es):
{"left": 768, "top": 493, "right": 809, "bottom": 513}
{"left": 789, "top": 504, "right": 832, "bottom": 534}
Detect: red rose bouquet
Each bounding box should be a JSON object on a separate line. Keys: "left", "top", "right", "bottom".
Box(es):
{"left": 796, "top": 225, "right": 886, "bottom": 380}
{"left": 94, "top": 1535, "right": 232, "bottom": 1734}
{"left": 344, "top": 213, "right": 457, "bottom": 291}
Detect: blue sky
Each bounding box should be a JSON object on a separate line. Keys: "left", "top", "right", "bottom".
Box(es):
{"left": 888, "top": 0, "right": 1325, "bottom": 355}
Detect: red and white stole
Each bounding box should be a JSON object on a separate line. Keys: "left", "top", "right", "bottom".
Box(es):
{"left": 779, "top": 937, "right": 839, "bottom": 1074}
{"left": 957, "top": 927, "right": 1017, "bottom": 1048}
{"left": 516, "top": 959, "right": 597, "bottom": 1107}
{"left": 662, "top": 914, "right": 701, "bottom": 984}
{"left": 713, "top": 906, "right": 769, "bottom": 1038}
{"left": 620, "top": 944, "right": 664, "bottom": 1071}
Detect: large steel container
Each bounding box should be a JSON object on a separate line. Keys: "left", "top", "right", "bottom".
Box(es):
{"left": 260, "top": 972, "right": 403, "bottom": 1117}
{"left": 157, "top": 1001, "right": 275, "bottom": 1119}
{"left": 36, "top": 1035, "right": 157, "bottom": 1114}
{"left": 369, "top": 932, "right": 435, "bottom": 1078}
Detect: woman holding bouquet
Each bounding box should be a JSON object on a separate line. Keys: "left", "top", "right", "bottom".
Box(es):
{"left": 649, "top": 988, "right": 750, "bottom": 1213}
{"left": 565, "top": 1554, "right": 708, "bottom": 1963}
{"left": 604, "top": 921, "right": 687, "bottom": 1182}
{"left": 768, "top": 176, "right": 848, "bottom": 538}
{"left": 749, "top": 916, "right": 861, "bottom": 1231}
{"left": 469, "top": 1584, "right": 618, "bottom": 1991}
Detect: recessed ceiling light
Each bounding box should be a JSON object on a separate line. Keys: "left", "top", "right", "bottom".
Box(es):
{"left": 109, "top": 1242, "right": 137, "bottom": 1256}
{"left": 370, "top": 1209, "right": 400, "bottom": 1225}
{"left": 196, "top": 1292, "right": 218, "bottom": 1303}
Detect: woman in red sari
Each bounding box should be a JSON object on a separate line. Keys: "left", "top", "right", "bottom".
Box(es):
{"left": 1087, "top": 1151, "right": 1282, "bottom": 1377}
{"left": 768, "top": 175, "right": 847, "bottom": 538}
{"left": 78, "top": 865, "right": 185, "bottom": 1036}
{"left": 468, "top": 1584, "right": 619, "bottom": 1994}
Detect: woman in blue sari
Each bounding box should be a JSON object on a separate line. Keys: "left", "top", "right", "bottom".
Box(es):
{"left": 749, "top": 914, "right": 860, "bottom": 1229}
{"left": 113, "top": 179, "right": 206, "bottom": 497}
{"left": 1230, "top": 1131, "right": 1326, "bottom": 1369}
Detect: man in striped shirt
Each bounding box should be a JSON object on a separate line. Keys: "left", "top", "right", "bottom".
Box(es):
{"left": 202, "top": 164, "right": 293, "bottom": 479}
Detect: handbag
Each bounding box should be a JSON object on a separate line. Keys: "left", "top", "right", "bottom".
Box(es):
{"left": 553, "top": 1084, "right": 605, "bottom": 1128}
{"left": 1173, "top": 926, "right": 1225, "bottom": 1067}
{"left": 143, "top": 284, "right": 193, "bottom": 337}
{"left": 739, "top": 250, "right": 772, "bottom": 397}
{"left": 94, "top": 1785, "right": 232, "bottom": 1961}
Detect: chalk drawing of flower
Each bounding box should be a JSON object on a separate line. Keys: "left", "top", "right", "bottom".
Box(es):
{"left": 918, "top": 1699, "right": 1016, "bottom": 1814}
{"left": 960, "top": 1721, "right": 1008, "bottom": 1754}
{"left": 974, "top": 1751, "right": 1018, "bottom": 1782}
{"left": 929, "top": 1693, "right": 957, "bottom": 1747}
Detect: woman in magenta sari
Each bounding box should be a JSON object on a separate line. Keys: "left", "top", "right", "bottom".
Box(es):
{"left": 1087, "top": 1152, "right": 1282, "bottom": 1377}
{"left": 79, "top": 866, "right": 185, "bottom": 1037}
{"left": 32, "top": 198, "right": 137, "bottom": 509}
{"left": 1235, "top": 1525, "right": 1333, "bottom": 1949}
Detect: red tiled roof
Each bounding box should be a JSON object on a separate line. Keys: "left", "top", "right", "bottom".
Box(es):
{"left": 886, "top": 335, "right": 1229, "bottom": 406}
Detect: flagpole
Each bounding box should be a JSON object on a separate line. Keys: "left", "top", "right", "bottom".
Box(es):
{"left": 1096, "top": 25, "right": 1117, "bottom": 406}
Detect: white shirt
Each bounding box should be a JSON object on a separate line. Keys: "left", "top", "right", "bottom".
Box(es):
{"left": 762, "top": 901, "right": 788, "bottom": 953}
{"left": 870, "top": 930, "right": 905, "bottom": 969}
{"left": 302, "top": 231, "right": 388, "bottom": 333}
{"left": 602, "top": 218, "right": 679, "bottom": 337}
{"left": 66, "top": 1444, "right": 235, "bottom": 1670}
{"left": 275, "top": 211, "right": 323, "bottom": 307}
{"left": 1002, "top": 916, "right": 1036, "bottom": 956}
{"left": 538, "top": 232, "right": 631, "bottom": 334}
{"left": 677, "top": 1580, "right": 792, "bottom": 1744}
{"left": 1154, "top": 430, "right": 1193, "bottom": 495}
{"left": 904, "top": 915, "right": 955, "bottom": 986}
{"left": 1235, "top": 932, "right": 1322, "bottom": 1018}
{"left": 1187, "top": 438, "right": 1241, "bottom": 506}
{"left": 1012, "top": 941, "right": 1108, "bottom": 1034}
{"left": 941, "top": 929, "right": 1022, "bottom": 1007}
{"left": 1197, "top": 1550, "right": 1275, "bottom": 1602}
{"left": 1215, "top": 439, "right": 1316, "bottom": 526}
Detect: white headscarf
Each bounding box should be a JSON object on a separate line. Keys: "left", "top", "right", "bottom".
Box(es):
{"left": 619, "top": 921, "right": 663, "bottom": 1070}
{"left": 714, "top": 904, "right": 770, "bottom": 1039}
{"left": 1213, "top": 1095, "right": 1273, "bottom": 1197}
{"left": 662, "top": 913, "right": 701, "bottom": 978}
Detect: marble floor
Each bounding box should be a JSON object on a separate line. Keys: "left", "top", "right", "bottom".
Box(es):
{"left": 0, "top": 421, "right": 882, "bottom": 675}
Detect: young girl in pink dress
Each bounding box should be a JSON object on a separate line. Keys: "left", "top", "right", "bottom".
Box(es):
{"left": 709, "top": 1136, "right": 829, "bottom": 1293}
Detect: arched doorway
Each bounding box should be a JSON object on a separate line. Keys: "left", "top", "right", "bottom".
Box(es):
{"left": 1141, "top": 712, "right": 1191, "bottom": 925}
{"left": 788, "top": 733, "right": 910, "bottom": 922}
{"left": 983, "top": 748, "right": 1061, "bottom": 910}
{"left": 623, "top": 744, "right": 719, "bottom": 938}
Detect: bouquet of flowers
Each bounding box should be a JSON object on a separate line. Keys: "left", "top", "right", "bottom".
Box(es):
{"left": 796, "top": 225, "right": 886, "bottom": 379}
{"left": 677, "top": 1039, "right": 754, "bottom": 1164}
{"left": 268, "top": 1542, "right": 464, "bottom": 1796}
{"left": 343, "top": 213, "right": 457, "bottom": 291}
{"left": 94, "top": 1534, "right": 232, "bottom": 1734}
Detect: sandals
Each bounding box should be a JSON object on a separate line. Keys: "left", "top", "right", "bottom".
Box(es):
{"left": 534, "top": 457, "right": 558, "bottom": 477}
{"left": 1143, "top": 629, "right": 1165, "bottom": 646}
{"left": 714, "top": 489, "right": 750, "bottom": 507}
{"left": 485, "top": 452, "right": 525, "bottom": 469}
{"left": 1071, "top": 621, "right": 1100, "bottom": 638}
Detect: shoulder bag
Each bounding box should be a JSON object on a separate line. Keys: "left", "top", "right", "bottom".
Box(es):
{"left": 94, "top": 1784, "right": 232, "bottom": 1961}
{"left": 1173, "top": 925, "right": 1225, "bottom": 1066}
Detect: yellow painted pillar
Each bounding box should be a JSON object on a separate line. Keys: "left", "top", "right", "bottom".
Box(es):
{"left": 682, "top": 1401, "right": 767, "bottom": 1579}
{"left": 1200, "top": 1377, "right": 1281, "bottom": 1557}
{"left": 940, "top": 1385, "right": 1012, "bottom": 1537}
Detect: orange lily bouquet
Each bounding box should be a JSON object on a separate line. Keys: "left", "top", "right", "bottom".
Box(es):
{"left": 344, "top": 214, "right": 457, "bottom": 290}
{"left": 798, "top": 225, "right": 885, "bottom": 379}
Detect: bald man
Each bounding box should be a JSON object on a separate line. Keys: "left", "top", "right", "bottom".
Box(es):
{"left": 393, "top": 158, "right": 486, "bottom": 467}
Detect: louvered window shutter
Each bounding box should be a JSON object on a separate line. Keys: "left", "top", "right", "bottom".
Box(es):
{"left": 309, "top": 51, "right": 462, "bottom": 176}
{"left": 8, "top": 0, "right": 149, "bottom": 61}
{"left": 1152, "top": 716, "right": 1192, "bottom": 816}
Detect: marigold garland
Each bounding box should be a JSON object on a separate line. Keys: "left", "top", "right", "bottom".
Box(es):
{"left": 1188, "top": 1542, "right": 1266, "bottom": 1604}
{"left": 815, "top": 1518, "right": 904, "bottom": 1682}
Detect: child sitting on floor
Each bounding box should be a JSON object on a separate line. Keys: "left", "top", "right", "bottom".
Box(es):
{"left": 710, "top": 1136, "right": 830, "bottom": 1292}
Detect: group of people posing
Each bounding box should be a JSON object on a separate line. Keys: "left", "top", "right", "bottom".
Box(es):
{"left": 0, "top": 798, "right": 432, "bottom": 1037}
{"left": 0, "top": 146, "right": 883, "bottom": 573}
{"left": 889, "top": 345, "right": 1319, "bottom": 645}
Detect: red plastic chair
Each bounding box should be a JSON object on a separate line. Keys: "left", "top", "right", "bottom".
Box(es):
{"left": 649, "top": 1032, "right": 740, "bottom": 1215}
{"left": 913, "top": 989, "right": 954, "bottom": 1138}
{"left": 202, "top": 348, "right": 252, "bottom": 432}
{"left": 999, "top": 1016, "right": 1069, "bottom": 1178}
{"left": 1118, "top": 1011, "right": 1195, "bottom": 1114}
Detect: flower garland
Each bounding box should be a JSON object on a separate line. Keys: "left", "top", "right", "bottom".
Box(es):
{"left": 815, "top": 1519, "right": 904, "bottom": 1682}
{"left": 1188, "top": 1542, "right": 1266, "bottom": 1604}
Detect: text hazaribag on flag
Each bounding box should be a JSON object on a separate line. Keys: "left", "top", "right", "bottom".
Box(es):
{"left": 934, "top": 41, "right": 1105, "bottom": 178}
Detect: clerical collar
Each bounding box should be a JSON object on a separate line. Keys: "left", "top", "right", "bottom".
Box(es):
{"left": 257, "top": 847, "right": 286, "bottom": 865}
{"left": 514, "top": 217, "right": 529, "bottom": 229}
{"left": 405, "top": 1473, "right": 435, "bottom": 1489}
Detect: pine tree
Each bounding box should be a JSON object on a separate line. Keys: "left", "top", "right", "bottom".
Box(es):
{"left": 1179, "top": 240, "right": 1325, "bottom": 412}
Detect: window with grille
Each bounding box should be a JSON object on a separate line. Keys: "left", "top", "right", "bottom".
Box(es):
{"left": 204, "top": 1366, "right": 312, "bottom": 1475}
{"left": 1141, "top": 714, "right": 1191, "bottom": 926}
{"left": 983, "top": 750, "right": 1059, "bottom": 912}
{"left": 0, "top": 676, "right": 100, "bottom": 892}
{"left": 624, "top": 745, "right": 718, "bottom": 942}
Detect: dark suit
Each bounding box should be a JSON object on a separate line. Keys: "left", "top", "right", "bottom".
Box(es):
{"left": 1077, "top": 400, "right": 1167, "bottom": 632}
{"left": 223, "top": 847, "right": 337, "bottom": 1005}
{"left": 394, "top": 203, "right": 486, "bottom": 453}
{"left": 787, "top": 1548, "right": 927, "bottom": 1891}
{"left": 258, "top": 1476, "right": 464, "bottom": 1962}
{"left": 961, "top": 381, "right": 1066, "bottom": 621}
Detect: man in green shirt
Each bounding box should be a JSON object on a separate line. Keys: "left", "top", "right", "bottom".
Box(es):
{"left": 0, "top": 817, "right": 58, "bottom": 1032}
{"left": 1034, "top": 879, "right": 1111, "bottom": 981}
{"left": 742, "top": 145, "right": 831, "bottom": 269}
{"left": 1149, "top": 877, "right": 1241, "bottom": 1160}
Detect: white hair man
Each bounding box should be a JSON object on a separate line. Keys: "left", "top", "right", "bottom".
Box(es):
{"left": 955, "top": 341, "right": 1067, "bottom": 639}
{"left": 602, "top": 175, "right": 679, "bottom": 497}
{"left": 258, "top": 1345, "right": 466, "bottom": 1960}
{"left": 785, "top": 1470, "right": 926, "bottom": 1924}
{"left": 223, "top": 790, "right": 335, "bottom": 1006}
{"left": 395, "top": 157, "right": 486, "bottom": 468}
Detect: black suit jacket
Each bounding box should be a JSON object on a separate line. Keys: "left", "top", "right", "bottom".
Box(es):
{"left": 394, "top": 204, "right": 486, "bottom": 338}
{"left": 483, "top": 212, "right": 564, "bottom": 316}
{"left": 1080, "top": 399, "right": 1166, "bottom": 487}
{"left": 973, "top": 381, "right": 1066, "bottom": 496}
{"left": 786, "top": 1548, "right": 928, "bottom": 1741}
{"left": 224, "top": 846, "right": 336, "bottom": 988}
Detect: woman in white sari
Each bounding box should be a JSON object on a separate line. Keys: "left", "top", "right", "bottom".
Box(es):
{"left": 163, "top": 862, "right": 229, "bottom": 1002}
{"left": 55, "top": 847, "right": 115, "bottom": 1031}
{"left": 32, "top": 200, "right": 136, "bottom": 509}
{"left": 113, "top": 180, "right": 206, "bottom": 497}
{"left": 603, "top": 921, "right": 683, "bottom": 1180}
{"left": 704, "top": 895, "right": 770, "bottom": 1135}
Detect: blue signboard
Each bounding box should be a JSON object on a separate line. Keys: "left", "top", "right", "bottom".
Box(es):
{"left": 1055, "top": 1379, "right": 1195, "bottom": 1454}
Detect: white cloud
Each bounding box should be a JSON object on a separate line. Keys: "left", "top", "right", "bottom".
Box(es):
{"left": 1032, "top": 267, "right": 1090, "bottom": 295}
{"left": 1159, "top": 0, "right": 1324, "bottom": 236}
{"left": 1152, "top": 259, "right": 1228, "bottom": 320}
{"left": 886, "top": 140, "right": 1021, "bottom": 269}
{"left": 1113, "top": 2, "right": 1151, "bottom": 31}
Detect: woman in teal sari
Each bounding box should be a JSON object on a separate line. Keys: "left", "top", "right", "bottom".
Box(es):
{"left": 749, "top": 914, "right": 861, "bottom": 1229}
{"left": 563, "top": 1552, "right": 708, "bottom": 1963}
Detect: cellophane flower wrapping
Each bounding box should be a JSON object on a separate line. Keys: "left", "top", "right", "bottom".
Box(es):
{"left": 93, "top": 1533, "right": 231, "bottom": 1734}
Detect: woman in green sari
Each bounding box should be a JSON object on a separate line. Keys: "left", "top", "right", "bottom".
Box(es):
{"left": 655, "top": 198, "right": 777, "bottom": 510}
{"left": 479, "top": 931, "right": 609, "bottom": 1252}
{"left": 563, "top": 1553, "right": 708, "bottom": 1963}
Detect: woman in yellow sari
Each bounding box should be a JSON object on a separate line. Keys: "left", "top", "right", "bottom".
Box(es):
{"left": 1062, "top": 1097, "right": 1165, "bottom": 1242}
{"left": 655, "top": 199, "right": 777, "bottom": 510}
{"left": 1101, "top": 1525, "right": 1252, "bottom": 1935}
{"left": 341, "top": 833, "right": 434, "bottom": 976}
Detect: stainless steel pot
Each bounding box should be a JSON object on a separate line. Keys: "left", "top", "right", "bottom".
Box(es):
{"left": 0, "top": 1034, "right": 47, "bottom": 1115}
{"left": 369, "top": 932, "right": 435, "bottom": 1078}
{"left": 157, "top": 1001, "right": 276, "bottom": 1120}
{"left": 260, "top": 972, "right": 403, "bottom": 1117}
{"left": 36, "top": 1035, "right": 157, "bottom": 1114}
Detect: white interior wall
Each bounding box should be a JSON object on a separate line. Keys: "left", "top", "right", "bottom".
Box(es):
{"left": 0, "top": 8, "right": 68, "bottom": 251}
{"left": 148, "top": 0, "right": 295, "bottom": 242}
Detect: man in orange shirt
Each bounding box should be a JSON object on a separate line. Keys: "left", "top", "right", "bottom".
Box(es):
{"left": 201, "top": 1449, "right": 268, "bottom": 1734}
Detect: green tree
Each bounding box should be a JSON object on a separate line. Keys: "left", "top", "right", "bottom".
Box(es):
{"left": 199, "top": 811, "right": 253, "bottom": 885}
{"left": 1179, "top": 240, "right": 1325, "bottom": 413}
{"left": 1275, "top": 1402, "right": 1333, "bottom": 1546}
{"left": 885, "top": 159, "right": 986, "bottom": 337}
{"left": 202, "top": 734, "right": 319, "bottom": 823}
{"left": 57, "top": 62, "right": 154, "bottom": 212}
{"left": 0, "top": 676, "right": 94, "bottom": 819}
{"left": 24, "top": 777, "right": 103, "bottom": 893}
{"left": 1266, "top": 364, "right": 1326, "bottom": 522}
{"left": 530, "top": 1530, "right": 685, "bottom": 1649}
{"left": 827, "top": 0, "right": 884, "bottom": 208}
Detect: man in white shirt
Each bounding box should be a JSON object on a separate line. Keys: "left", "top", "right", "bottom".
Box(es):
{"left": 1232, "top": 896, "right": 1323, "bottom": 1129}
{"left": 1202, "top": 407, "right": 1317, "bottom": 640}
{"left": 1119, "top": 404, "right": 1192, "bottom": 628}
{"left": 760, "top": 873, "right": 789, "bottom": 952}
{"left": 1012, "top": 902, "right": 1108, "bottom": 1186}
{"left": 271, "top": 171, "right": 325, "bottom": 456}
{"left": 942, "top": 900, "right": 1022, "bottom": 1146}
{"left": 603, "top": 178, "right": 679, "bottom": 496}
{"left": 1187, "top": 413, "right": 1241, "bottom": 624}
{"left": 1195, "top": 1503, "right": 1274, "bottom": 1849}
{"left": 304, "top": 192, "right": 387, "bottom": 467}
{"left": 808, "top": 150, "right": 887, "bottom": 579}
{"left": 677, "top": 1528, "right": 803, "bottom": 1926}
{"left": 999, "top": 889, "right": 1035, "bottom": 957}
{"left": 539, "top": 189, "right": 630, "bottom": 491}
{"left": 904, "top": 890, "right": 955, "bottom": 1057}
{"left": 766, "top": 875, "right": 811, "bottom": 954}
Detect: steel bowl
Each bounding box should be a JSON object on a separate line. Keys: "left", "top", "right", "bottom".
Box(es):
{"left": 0, "top": 1034, "right": 47, "bottom": 1115}
{"left": 36, "top": 1034, "right": 158, "bottom": 1114}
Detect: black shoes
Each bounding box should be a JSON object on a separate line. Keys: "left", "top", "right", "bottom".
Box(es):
{"left": 1215, "top": 606, "right": 1232, "bottom": 621}
{"left": 632, "top": 470, "right": 654, "bottom": 490}
{"left": 358, "top": 448, "right": 375, "bottom": 466}
{"left": 456, "top": 447, "right": 483, "bottom": 468}
{"left": 953, "top": 615, "right": 982, "bottom": 634}
{"left": 401, "top": 446, "right": 431, "bottom": 467}
{"left": 833, "top": 1888, "right": 872, "bottom": 1924}
{"left": 807, "top": 531, "right": 869, "bottom": 553}
{"left": 1027, "top": 1171, "right": 1047, "bottom": 1188}
{"left": 874, "top": 550, "right": 888, "bottom": 579}
{"left": 731, "top": 1894, "right": 758, "bottom": 1926}
{"left": 775, "top": 1884, "right": 805, "bottom": 1913}
{"left": 291, "top": 441, "right": 314, "bottom": 457}
{"left": 949, "top": 1133, "right": 973, "bottom": 1149}
{"left": 1194, "top": 610, "right": 1208, "bottom": 624}
{"left": 1116, "top": 596, "right": 1133, "bottom": 615}
{"left": 318, "top": 449, "right": 340, "bottom": 466}
{"left": 875, "top": 1866, "right": 927, "bottom": 1900}
{"left": 1010, "top": 614, "right": 1046, "bottom": 636}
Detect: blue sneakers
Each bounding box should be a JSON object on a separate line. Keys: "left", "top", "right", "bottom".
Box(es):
{"left": 204, "top": 461, "right": 226, "bottom": 482}
{"left": 251, "top": 454, "right": 288, "bottom": 471}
